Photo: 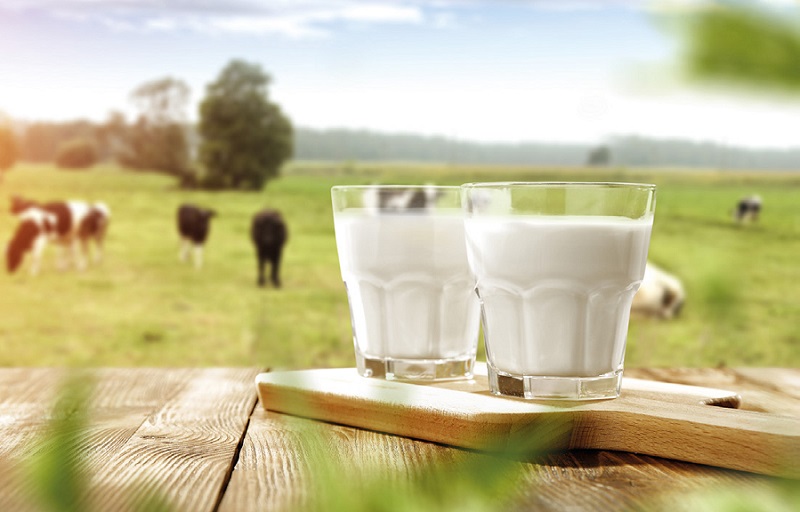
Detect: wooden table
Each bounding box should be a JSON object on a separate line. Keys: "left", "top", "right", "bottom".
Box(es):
{"left": 0, "top": 367, "right": 797, "bottom": 511}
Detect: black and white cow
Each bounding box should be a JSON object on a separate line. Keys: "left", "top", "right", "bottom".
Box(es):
{"left": 7, "top": 197, "right": 111, "bottom": 275}
{"left": 177, "top": 204, "right": 216, "bottom": 269}
{"left": 734, "top": 195, "right": 762, "bottom": 224}
{"left": 251, "top": 209, "right": 288, "bottom": 287}
{"left": 362, "top": 185, "right": 443, "bottom": 212}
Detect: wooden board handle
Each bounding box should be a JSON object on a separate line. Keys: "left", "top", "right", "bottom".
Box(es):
{"left": 571, "top": 400, "right": 800, "bottom": 478}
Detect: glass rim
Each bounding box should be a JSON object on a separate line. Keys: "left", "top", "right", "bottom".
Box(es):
{"left": 331, "top": 184, "right": 458, "bottom": 191}
{"left": 460, "top": 181, "right": 656, "bottom": 190}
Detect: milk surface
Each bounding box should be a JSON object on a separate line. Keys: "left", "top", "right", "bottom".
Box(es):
{"left": 334, "top": 209, "right": 479, "bottom": 360}
{"left": 464, "top": 215, "right": 652, "bottom": 377}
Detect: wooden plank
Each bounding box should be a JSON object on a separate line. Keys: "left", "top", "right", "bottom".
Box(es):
{"left": 84, "top": 368, "right": 260, "bottom": 512}
{"left": 256, "top": 366, "right": 800, "bottom": 477}
{"left": 221, "top": 408, "right": 779, "bottom": 512}
{"left": 0, "top": 368, "right": 172, "bottom": 511}
{"left": 0, "top": 368, "right": 260, "bottom": 512}
{"left": 628, "top": 367, "right": 800, "bottom": 416}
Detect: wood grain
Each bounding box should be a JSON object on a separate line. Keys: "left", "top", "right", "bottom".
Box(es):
{"left": 1, "top": 367, "right": 796, "bottom": 512}
{"left": 256, "top": 366, "right": 800, "bottom": 477}
{"left": 0, "top": 368, "right": 260, "bottom": 512}
{"left": 232, "top": 367, "right": 798, "bottom": 512}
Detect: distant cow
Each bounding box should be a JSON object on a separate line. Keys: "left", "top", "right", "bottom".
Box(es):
{"left": 7, "top": 197, "right": 111, "bottom": 275}
{"left": 631, "top": 262, "right": 686, "bottom": 319}
{"left": 734, "top": 195, "right": 762, "bottom": 224}
{"left": 251, "top": 209, "right": 288, "bottom": 287}
{"left": 362, "top": 185, "right": 443, "bottom": 213}
{"left": 177, "top": 204, "right": 216, "bottom": 269}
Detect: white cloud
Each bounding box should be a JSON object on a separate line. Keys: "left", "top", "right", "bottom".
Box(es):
{"left": 339, "top": 4, "right": 423, "bottom": 23}
{"left": 6, "top": 1, "right": 794, "bottom": 38}
{"left": 5, "top": 0, "right": 427, "bottom": 38}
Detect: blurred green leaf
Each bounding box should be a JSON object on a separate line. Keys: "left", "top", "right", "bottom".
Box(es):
{"left": 674, "top": 1, "right": 800, "bottom": 94}
{"left": 26, "top": 375, "right": 92, "bottom": 512}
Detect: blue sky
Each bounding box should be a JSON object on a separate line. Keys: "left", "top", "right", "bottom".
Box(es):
{"left": 1, "top": 0, "right": 799, "bottom": 147}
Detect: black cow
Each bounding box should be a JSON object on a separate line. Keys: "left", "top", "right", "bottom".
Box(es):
{"left": 177, "top": 204, "right": 216, "bottom": 269}
{"left": 251, "top": 209, "right": 288, "bottom": 287}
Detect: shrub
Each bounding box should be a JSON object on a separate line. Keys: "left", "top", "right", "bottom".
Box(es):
{"left": 56, "top": 138, "right": 98, "bottom": 169}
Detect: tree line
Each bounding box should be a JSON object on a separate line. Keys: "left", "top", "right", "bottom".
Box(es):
{"left": 6, "top": 119, "right": 800, "bottom": 174}
{"left": 6, "top": 108, "right": 800, "bottom": 173}
{"left": 293, "top": 129, "right": 800, "bottom": 170}
{"left": 0, "top": 59, "right": 293, "bottom": 190}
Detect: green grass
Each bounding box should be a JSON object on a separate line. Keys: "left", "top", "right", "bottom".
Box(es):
{"left": 1, "top": 162, "right": 798, "bottom": 369}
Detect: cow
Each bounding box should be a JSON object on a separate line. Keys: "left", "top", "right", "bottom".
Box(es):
{"left": 7, "top": 197, "right": 111, "bottom": 275}
{"left": 251, "top": 209, "right": 288, "bottom": 287}
{"left": 177, "top": 204, "right": 216, "bottom": 269}
{"left": 631, "top": 262, "right": 686, "bottom": 320}
{"left": 362, "top": 185, "right": 443, "bottom": 213}
{"left": 734, "top": 195, "right": 762, "bottom": 224}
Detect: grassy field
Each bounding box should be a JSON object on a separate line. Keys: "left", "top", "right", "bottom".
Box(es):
{"left": 1, "top": 162, "right": 798, "bottom": 369}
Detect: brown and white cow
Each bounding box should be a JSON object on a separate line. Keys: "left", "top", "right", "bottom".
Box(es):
{"left": 7, "top": 197, "right": 111, "bottom": 275}
{"left": 631, "top": 262, "right": 685, "bottom": 319}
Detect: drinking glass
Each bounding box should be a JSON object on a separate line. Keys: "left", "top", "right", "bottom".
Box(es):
{"left": 332, "top": 185, "right": 480, "bottom": 380}
{"left": 461, "top": 182, "right": 656, "bottom": 399}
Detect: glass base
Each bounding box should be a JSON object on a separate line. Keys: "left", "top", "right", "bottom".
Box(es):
{"left": 356, "top": 351, "right": 475, "bottom": 381}
{"left": 488, "top": 363, "right": 622, "bottom": 400}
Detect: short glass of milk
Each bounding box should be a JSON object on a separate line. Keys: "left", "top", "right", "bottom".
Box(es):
{"left": 332, "top": 185, "right": 480, "bottom": 380}
{"left": 461, "top": 182, "right": 656, "bottom": 400}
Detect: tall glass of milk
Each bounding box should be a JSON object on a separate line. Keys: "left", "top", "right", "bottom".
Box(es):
{"left": 461, "top": 182, "right": 656, "bottom": 399}
{"left": 332, "top": 185, "right": 480, "bottom": 380}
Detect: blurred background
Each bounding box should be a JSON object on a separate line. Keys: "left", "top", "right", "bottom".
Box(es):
{"left": 0, "top": 0, "right": 798, "bottom": 369}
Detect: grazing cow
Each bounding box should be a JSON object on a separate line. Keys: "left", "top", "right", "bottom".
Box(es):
{"left": 7, "top": 197, "right": 111, "bottom": 275}
{"left": 251, "top": 209, "right": 288, "bottom": 287}
{"left": 362, "top": 185, "right": 443, "bottom": 213}
{"left": 631, "top": 262, "right": 686, "bottom": 319}
{"left": 734, "top": 195, "right": 762, "bottom": 224}
{"left": 177, "top": 204, "right": 216, "bottom": 269}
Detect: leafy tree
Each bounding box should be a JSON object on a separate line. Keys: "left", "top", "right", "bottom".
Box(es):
{"left": 0, "top": 125, "right": 19, "bottom": 175}
{"left": 55, "top": 138, "right": 99, "bottom": 169}
{"left": 96, "top": 111, "right": 128, "bottom": 162}
{"left": 675, "top": 2, "right": 800, "bottom": 94}
{"left": 22, "top": 121, "right": 99, "bottom": 162}
{"left": 118, "top": 77, "right": 192, "bottom": 179}
{"left": 198, "top": 60, "right": 293, "bottom": 190}
{"left": 587, "top": 145, "right": 611, "bottom": 166}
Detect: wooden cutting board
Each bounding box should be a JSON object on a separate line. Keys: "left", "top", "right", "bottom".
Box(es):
{"left": 256, "top": 364, "right": 799, "bottom": 478}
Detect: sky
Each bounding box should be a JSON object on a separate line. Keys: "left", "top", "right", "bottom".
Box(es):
{"left": 1, "top": 0, "right": 800, "bottom": 148}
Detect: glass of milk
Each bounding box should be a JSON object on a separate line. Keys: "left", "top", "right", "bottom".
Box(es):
{"left": 461, "top": 182, "right": 656, "bottom": 399}
{"left": 331, "top": 185, "right": 480, "bottom": 380}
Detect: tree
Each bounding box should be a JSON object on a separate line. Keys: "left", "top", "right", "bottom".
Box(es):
{"left": 96, "top": 111, "right": 128, "bottom": 162}
{"left": 198, "top": 60, "right": 293, "bottom": 190}
{"left": 0, "top": 125, "right": 19, "bottom": 176}
{"left": 118, "top": 77, "right": 192, "bottom": 179}
{"left": 22, "top": 121, "right": 98, "bottom": 162}
{"left": 56, "top": 138, "right": 99, "bottom": 169}
{"left": 587, "top": 145, "right": 611, "bottom": 166}
{"left": 674, "top": 2, "right": 800, "bottom": 94}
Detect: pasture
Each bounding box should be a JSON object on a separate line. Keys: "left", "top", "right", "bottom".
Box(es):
{"left": 1, "top": 163, "right": 798, "bottom": 369}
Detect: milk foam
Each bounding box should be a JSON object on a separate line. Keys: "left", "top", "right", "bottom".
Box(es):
{"left": 464, "top": 215, "right": 652, "bottom": 377}
{"left": 334, "top": 209, "right": 479, "bottom": 360}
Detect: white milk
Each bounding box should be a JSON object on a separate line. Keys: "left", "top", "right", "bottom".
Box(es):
{"left": 334, "top": 209, "right": 479, "bottom": 360}
{"left": 464, "top": 215, "right": 652, "bottom": 377}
